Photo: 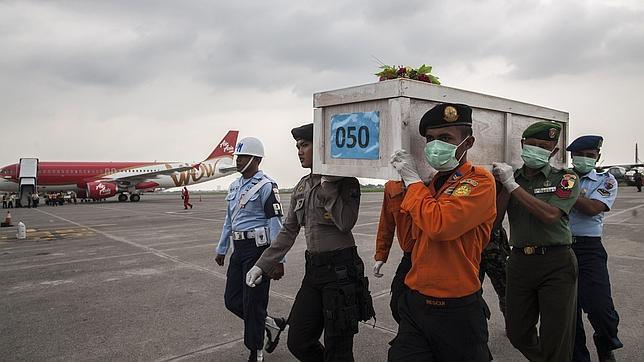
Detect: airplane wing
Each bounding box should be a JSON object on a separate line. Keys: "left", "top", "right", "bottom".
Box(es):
{"left": 99, "top": 164, "right": 200, "bottom": 185}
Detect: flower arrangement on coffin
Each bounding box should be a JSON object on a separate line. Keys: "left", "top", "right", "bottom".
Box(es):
{"left": 375, "top": 64, "right": 440, "bottom": 85}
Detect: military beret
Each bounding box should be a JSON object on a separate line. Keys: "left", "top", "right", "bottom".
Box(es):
{"left": 418, "top": 103, "right": 472, "bottom": 136}
{"left": 291, "top": 123, "right": 313, "bottom": 141}
{"left": 522, "top": 121, "right": 562, "bottom": 141}
{"left": 566, "top": 135, "right": 603, "bottom": 152}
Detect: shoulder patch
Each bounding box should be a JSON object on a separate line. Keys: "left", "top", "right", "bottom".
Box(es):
{"left": 460, "top": 178, "right": 479, "bottom": 187}
{"left": 605, "top": 179, "right": 615, "bottom": 190}
{"left": 559, "top": 174, "right": 577, "bottom": 191}
{"left": 597, "top": 189, "right": 610, "bottom": 197}
{"left": 453, "top": 184, "right": 472, "bottom": 197}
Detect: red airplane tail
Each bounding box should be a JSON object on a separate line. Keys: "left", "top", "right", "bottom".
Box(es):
{"left": 205, "top": 130, "right": 238, "bottom": 160}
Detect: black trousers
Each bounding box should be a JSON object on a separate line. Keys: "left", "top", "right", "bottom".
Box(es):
{"left": 390, "top": 252, "right": 411, "bottom": 324}
{"left": 224, "top": 240, "right": 270, "bottom": 351}
{"left": 286, "top": 249, "right": 366, "bottom": 362}
{"left": 572, "top": 237, "right": 622, "bottom": 361}
{"left": 388, "top": 289, "right": 490, "bottom": 362}
{"left": 506, "top": 247, "right": 578, "bottom": 362}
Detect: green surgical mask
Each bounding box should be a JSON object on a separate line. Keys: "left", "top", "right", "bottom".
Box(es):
{"left": 424, "top": 137, "right": 469, "bottom": 172}
{"left": 521, "top": 144, "right": 552, "bottom": 169}
{"left": 572, "top": 156, "right": 596, "bottom": 174}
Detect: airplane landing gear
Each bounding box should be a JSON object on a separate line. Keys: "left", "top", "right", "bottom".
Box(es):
{"left": 129, "top": 194, "right": 141, "bottom": 202}
{"left": 118, "top": 194, "right": 128, "bottom": 202}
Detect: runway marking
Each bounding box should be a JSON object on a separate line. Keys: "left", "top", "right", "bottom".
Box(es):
{"left": 352, "top": 232, "right": 377, "bottom": 238}
{"left": 93, "top": 205, "right": 224, "bottom": 222}
{"left": 32, "top": 209, "right": 398, "bottom": 342}
{"left": 371, "top": 288, "right": 391, "bottom": 300}
{"left": 0, "top": 251, "right": 151, "bottom": 272}
{"left": 612, "top": 254, "right": 644, "bottom": 262}
{"left": 156, "top": 337, "right": 244, "bottom": 362}
{"left": 158, "top": 243, "right": 217, "bottom": 252}
{"left": 353, "top": 221, "right": 380, "bottom": 228}
{"left": 604, "top": 203, "right": 644, "bottom": 221}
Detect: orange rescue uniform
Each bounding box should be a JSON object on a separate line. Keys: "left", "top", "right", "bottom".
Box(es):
{"left": 375, "top": 181, "right": 416, "bottom": 262}
{"left": 401, "top": 162, "right": 496, "bottom": 298}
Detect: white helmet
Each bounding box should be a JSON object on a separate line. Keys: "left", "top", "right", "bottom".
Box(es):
{"left": 233, "top": 137, "right": 265, "bottom": 158}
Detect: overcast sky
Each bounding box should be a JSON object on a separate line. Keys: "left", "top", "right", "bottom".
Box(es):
{"left": 1, "top": 0, "right": 643, "bottom": 189}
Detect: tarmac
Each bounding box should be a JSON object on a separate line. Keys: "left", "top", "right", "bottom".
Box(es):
{"left": 1, "top": 187, "right": 643, "bottom": 361}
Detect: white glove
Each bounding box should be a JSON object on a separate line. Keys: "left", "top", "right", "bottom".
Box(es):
{"left": 390, "top": 150, "right": 422, "bottom": 186}
{"left": 246, "top": 265, "right": 263, "bottom": 287}
{"left": 373, "top": 261, "right": 385, "bottom": 278}
{"left": 492, "top": 162, "right": 520, "bottom": 193}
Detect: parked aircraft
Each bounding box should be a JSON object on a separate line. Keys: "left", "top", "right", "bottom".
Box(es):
{"left": 0, "top": 131, "right": 238, "bottom": 202}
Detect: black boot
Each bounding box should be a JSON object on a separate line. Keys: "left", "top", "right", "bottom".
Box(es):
{"left": 264, "top": 316, "right": 287, "bottom": 353}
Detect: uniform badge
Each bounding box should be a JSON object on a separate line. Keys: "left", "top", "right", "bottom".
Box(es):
{"left": 560, "top": 174, "right": 577, "bottom": 190}
{"left": 294, "top": 198, "right": 305, "bottom": 211}
{"left": 460, "top": 179, "right": 479, "bottom": 187}
{"left": 453, "top": 184, "right": 472, "bottom": 197}
{"left": 273, "top": 187, "right": 281, "bottom": 202}
{"left": 555, "top": 173, "right": 576, "bottom": 198}
{"left": 443, "top": 106, "right": 459, "bottom": 122}
{"left": 297, "top": 184, "right": 304, "bottom": 192}
{"left": 323, "top": 212, "right": 332, "bottom": 220}
{"left": 444, "top": 186, "right": 455, "bottom": 195}
{"left": 597, "top": 189, "right": 610, "bottom": 197}
{"left": 549, "top": 128, "right": 557, "bottom": 139}
{"left": 605, "top": 180, "right": 614, "bottom": 190}
{"left": 543, "top": 180, "right": 552, "bottom": 187}
{"left": 273, "top": 203, "right": 282, "bottom": 215}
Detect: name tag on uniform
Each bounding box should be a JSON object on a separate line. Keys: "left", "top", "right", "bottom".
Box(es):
{"left": 534, "top": 187, "right": 556, "bottom": 194}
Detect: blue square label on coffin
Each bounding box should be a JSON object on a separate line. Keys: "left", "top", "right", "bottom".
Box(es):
{"left": 330, "top": 111, "right": 380, "bottom": 160}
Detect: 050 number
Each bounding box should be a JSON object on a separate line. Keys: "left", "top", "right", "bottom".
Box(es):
{"left": 335, "top": 126, "right": 370, "bottom": 149}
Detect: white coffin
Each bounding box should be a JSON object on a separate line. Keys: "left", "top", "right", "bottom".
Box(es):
{"left": 313, "top": 78, "right": 569, "bottom": 180}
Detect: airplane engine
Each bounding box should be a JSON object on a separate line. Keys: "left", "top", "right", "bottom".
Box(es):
{"left": 86, "top": 181, "right": 118, "bottom": 199}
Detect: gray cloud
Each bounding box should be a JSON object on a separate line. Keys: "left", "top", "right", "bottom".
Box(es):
{"left": 0, "top": 0, "right": 643, "bottom": 188}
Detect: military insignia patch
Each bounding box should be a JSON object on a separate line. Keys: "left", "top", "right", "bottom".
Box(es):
{"left": 549, "top": 128, "right": 557, "bottom": 139}
{"left": 460, "top": 179, "right": 479, "bottom": 187}
{"left": 453, "top": 184, "right": 472, "bottom": 197}
{"left": 597, "top": 189, "right": 610, "bottom": 197}
{"left": 443, "top": 106, "right": 459, "bottom": 122}
{"left": 560, "top": 174, "right": 577, "bottom": 190}
{"left": 294, "top": 198, "right": 305, "bottom": 211}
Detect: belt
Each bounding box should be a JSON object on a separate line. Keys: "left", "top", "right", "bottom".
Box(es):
{"left": 305, "top": 246, "right": 357, "bottom": 266}
{"left": 572, "top": 236, "right": 601, "bottom": 243}
{"left": 231, "top": 230, "right": 259, "bottom": 241}
{"left": 411, "top": 289, "right": 481, "bottom": 309}
{"left": 512, "top": 244, "right": 571, "bottom": 255}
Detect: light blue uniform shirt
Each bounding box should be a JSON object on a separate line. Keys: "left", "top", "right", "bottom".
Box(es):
{"left": 569, "top": 169, "right": 618, "bottom": 237}
{"left": 216, "top": 171, "right": 283, "bottom": 255}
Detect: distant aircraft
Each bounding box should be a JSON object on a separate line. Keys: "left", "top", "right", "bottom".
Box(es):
{"left": 0, "top": 131, "right": 239, "bottom": 202}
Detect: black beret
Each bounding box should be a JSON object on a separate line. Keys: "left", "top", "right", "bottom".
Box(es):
{"left": 566, "top": 135, "right": 603, "bottom": 152}
{"left": 291, "top": 123, "right": 313, "bottom": 141}
{"left": 418, "top": 103, "right": 472, "bottom": 136}
{"left": 522, "top": 121, "right": 562, "bottom": 141}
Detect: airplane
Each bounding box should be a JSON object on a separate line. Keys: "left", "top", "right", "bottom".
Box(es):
{"left": 0, "top": 130, "right": 239, "bottom": 203}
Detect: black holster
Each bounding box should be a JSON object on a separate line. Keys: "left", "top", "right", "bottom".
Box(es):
{"left": 305, "top": 247, "right": 376, "bottom": 336}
